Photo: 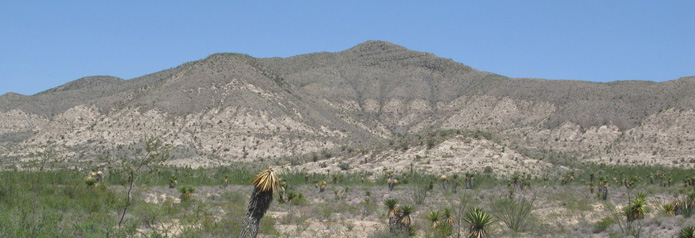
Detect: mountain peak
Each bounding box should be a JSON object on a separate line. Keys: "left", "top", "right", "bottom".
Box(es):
{"left": 39, "top": 76, "right": 124, "bottom": 94}
{"left": 1, "top": 92, "right": 26, "bottom": 97}
{"left": 345, "top": 40, "right": 409, "bottom": 53}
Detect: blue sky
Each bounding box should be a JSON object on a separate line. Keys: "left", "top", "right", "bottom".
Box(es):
{"left": 1, "top": 1, "right": 693, "bottom": 95}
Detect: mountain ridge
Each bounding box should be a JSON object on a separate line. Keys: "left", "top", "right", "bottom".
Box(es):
{"left": 1, "top": 41, "right": 694, "bottom": 172}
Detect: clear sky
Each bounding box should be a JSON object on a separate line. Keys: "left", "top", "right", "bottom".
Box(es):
{"left": 1, "top": 1, "right": 694, "bottom": 95}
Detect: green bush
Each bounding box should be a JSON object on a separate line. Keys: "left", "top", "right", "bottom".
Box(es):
{"left": 492, "top": 196, "right": 535, "bottom": 232}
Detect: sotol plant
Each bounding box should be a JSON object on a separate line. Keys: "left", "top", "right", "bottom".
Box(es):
{"left": 240, "top": 167, "right": 281, "bottom": 238}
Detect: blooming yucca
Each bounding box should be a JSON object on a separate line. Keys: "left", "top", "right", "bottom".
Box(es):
{"left": 241, "top": 167, "right": 280, "bottom": 238}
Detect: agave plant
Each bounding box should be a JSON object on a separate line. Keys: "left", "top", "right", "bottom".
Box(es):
{"left": 240, "top": 167, "right": 280, "bottom": 238}
{"left": 464, "top": 207, "right": 494, "bottom": 238}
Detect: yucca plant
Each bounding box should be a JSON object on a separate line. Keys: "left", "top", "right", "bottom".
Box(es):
{"left": 385, "top": 199, "right": 400, "bottom": 220}
{"left": 399, "top": 205, "right": 414, "bottom": 228}
{"left": 602, "top": 183, "right": 609, "bottom": 200}
{"left": 384, "top": 198, "right": 403, "bottom": 234}
{"left": 427, "top": 210, "right": 441, "bottom": 228}
{"left": 443, "top": 208, "right": 456, "bottom": 225}
{"left": 85, "top": 177, "right": 97, "bottom": 187}
{"left": 319, "top": 181, "right": 327, "bottom": 192}
{"left": 464, "top": 208, "right": 494, "bottom": 238}
{"left": 451, "top": 174, "right": 460, "bottom": 192}
{"left": 626, "top": 193, "right": 648, "bottom": 222}
{"left": 388, "top": 178, "right": 399, "bottom": 191}
{"left": 589, "top": 182, "right": 595, "bottom": 194}
{"left": 441, "top": 175, "right": 449, "bottom": 190}
{"left": 680, "top": 225, "right": 695, "bottom": 238}
{"left": 240, "top": 167, "right": 280, "bottom": 238}
{"left": 664, "top": 203, "right": 676, "bottom": 215}
{"left": 179, "top": 186, "right": 195, "bottom": 202}
{"left": 169, "top": 175, "right": 178, "bottom": 189}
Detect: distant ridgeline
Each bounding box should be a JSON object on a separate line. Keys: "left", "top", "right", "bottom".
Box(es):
{"left": 1, "top": 40, "right": 694, "bottom": 172}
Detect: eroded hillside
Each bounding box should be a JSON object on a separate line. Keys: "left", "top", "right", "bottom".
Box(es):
{"left": 1, "top": 41, "right": 694, "bottom": 171}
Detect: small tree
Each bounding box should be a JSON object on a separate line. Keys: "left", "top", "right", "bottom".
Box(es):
{"left": 116, "top": 138, "right": 170, "bottom": 228}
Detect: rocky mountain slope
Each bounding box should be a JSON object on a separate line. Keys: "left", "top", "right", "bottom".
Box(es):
{"left": 1, "top": 41, "right": 694, "bottom": 173}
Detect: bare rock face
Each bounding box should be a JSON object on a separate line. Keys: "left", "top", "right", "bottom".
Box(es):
{"left": 595, "top": 108, "right": 695, "bottom": 167}
{"left": 1, "top": 41, "right": 694, "bottom": 171}
{"left": 0, "top": 109, "right": 49, "bottom": 134}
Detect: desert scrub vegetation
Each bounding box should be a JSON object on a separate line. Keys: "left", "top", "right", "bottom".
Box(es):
{"left": 0, "top": 158, "right": 694, "bottom": 237}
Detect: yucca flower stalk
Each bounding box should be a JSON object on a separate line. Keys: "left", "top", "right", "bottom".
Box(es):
{"left": 240, "top": 167, "right": 280, "bottom": 238}
{"left": 464, "top": 207, "right": 494, "bottom": 238}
